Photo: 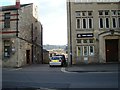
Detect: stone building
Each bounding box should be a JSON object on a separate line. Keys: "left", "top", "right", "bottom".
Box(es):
{"left": 0, "top": 3, "right": 43, "bottom": 67}
{"left": 67, "top": 0, "right": 120, "bottom": 65}
{"left": 43, "top": 49, "right": 49, "bottom": 64}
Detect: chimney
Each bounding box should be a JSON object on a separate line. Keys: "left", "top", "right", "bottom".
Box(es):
{"left": 16, "top": 0, "right": 20, "bottom": 9}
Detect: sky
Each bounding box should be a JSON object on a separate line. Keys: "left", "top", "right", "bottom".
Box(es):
{"left": 0, "top": 0, "right": 119, "bottom": 45}
{"left": 0, "top": 0, "right": 67, "bottom": 45}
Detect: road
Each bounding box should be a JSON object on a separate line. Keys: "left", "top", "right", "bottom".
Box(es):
{"left": 2, "top": 64, "right": 119, "bottom": 89}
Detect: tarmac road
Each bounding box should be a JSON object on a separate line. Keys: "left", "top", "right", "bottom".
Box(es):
{"left": 2, "top": 64, "right": 119, "bottom": 89}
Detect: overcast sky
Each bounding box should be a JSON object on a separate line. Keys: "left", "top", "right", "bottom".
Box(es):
{"left": 1, "top": 0, "right": 119, "bottom": 45}
{"left": 0, "top": 0, "right": 67, "bottom": 45}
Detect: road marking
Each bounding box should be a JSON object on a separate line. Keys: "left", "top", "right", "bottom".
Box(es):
{"left": 3, "top": 68, "right": 22, "bottom": 71}
{"left": 13, "top": 68, "right": 22, "bottom": 71}
{"left": 61, "top": 67, "right": 77, "bottom": 74}
{"left": 87, "top": 71, "right": 118, "bottom": 74}
{"left": 61, "top": 67, "right": 118, "bottom": 74}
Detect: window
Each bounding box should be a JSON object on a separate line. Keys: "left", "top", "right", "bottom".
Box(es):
{"left": 76, "top": 11, "right": 93, "bottom": 30}
{"left": 82, "top": 12, "right": 86, "bottom": 16}
{"left": 105, "top": 10, "right": 109, "bottom": 15}
{"left": 112, "top": 10, "right": 117, "bottom": 16}
{"left": 50, "top": 53, "right": 52, "bottom": 57}
{"left": 77, "top": 46, "right": 82, "bottom": 56}
{"left": 4, "top": 40, "right": 11, "bottom": 58}
{"left": 83, "top": 46, "right": 88, "bottom": 56}
{"left": 82, "top": 18, "right": 87, "bottom": 29}
{"left": 89, "top": 39, "right": 94, "bottom": 43}
{"left": 99, "top": 11, "right": 103, "bottom": 15}
{"left": 83, "top": 39, "right": 88, "bottom": 43}
{"left": 88, "top": 11, "right": 92, "bottom": 16}
{"left": 77, "top": 39, "right": 94, "bottom": 56}
{"left": 77, "top": 39, "right": 82, "bottom": 43}
{"left": 118, "top": 10, "right": 120, "bottom": 15}
{"left": 99, "top": 18, "right": 104, "bottom": 28}
{"left": 4, "top": 12, "right": 10, "bottom": 28}
{"left": 76, "top": 11, "right": 81, "bottom": 17}
{"left": 88, "top": 18, "right": 93, "bottom": 29}
{"left": 76, "top": 19, "right": 80, "bottom": 29}
{"left": 105, "top": 18, "right": 110, "bottom": 28}
{"left": 112, "top": 18, "right": 117, "bottom": 28}
{"left": 118, "top": 18, "right": 120, "bottom": 28}
{"left": 77, "top": 45, "right": 94, "bottom": 56}
{"left": 89, "top": 46, "right": 94, "bottom": 56}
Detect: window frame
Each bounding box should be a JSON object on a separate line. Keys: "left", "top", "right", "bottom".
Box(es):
{"left": 99, "top": 18, "right": 104, "bottom": 29}
{"left": 111, "top": 10, "right": 117, "bottom": 16}
{"left": 89, "top": 46, "right": 94, "bottom": 56}
{"left": 105, "top": 18, "right": 110, "bottom": 28}
{"left": 112, "top": 17, "right": 117, "bottom": 28}
{"left": 118, "top": 18, "right": 120, "bottom": 28}
{"left": 77, "top": 46, "right": 83, "bottom": 56}
{"left": 82, "top": 18, "right": 87, "bottom": 29}
{"left": 4, "top": 12, "right": 11, "bottom": 28}
{"left": 83, "top": 46, "right": 88, "bottom": 56}
{"left": 76, "top": 18, "right": 81, "bottom": 29}
{"left": 76, "top": 11, "right": 81, "bottom": 17}
{"left": 4, "top": 40, "right": 11, "bottom": 58}
{"left": 88, "top": 18, "right": 93, "bottom": 29}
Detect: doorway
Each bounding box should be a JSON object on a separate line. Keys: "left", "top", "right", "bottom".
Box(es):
{"left": 105, "top": 39, "right": 118, "bottom": 62}
{"left": 26, "top": 50, "right": 30, "bottom": 64}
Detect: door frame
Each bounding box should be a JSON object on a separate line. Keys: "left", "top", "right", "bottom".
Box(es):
{"left": 105, "top": 39, "right": 118, "bottom": 62}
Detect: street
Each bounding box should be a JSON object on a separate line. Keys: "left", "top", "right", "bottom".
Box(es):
{"left": 2, "top": 64, "right": 118, "bottom": 89}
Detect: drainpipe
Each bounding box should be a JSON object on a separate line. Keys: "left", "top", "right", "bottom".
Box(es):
{"left": 16, "top": 0, "right": 20, "bottom": 67}
{"left": 31, "top": 23, "right": 34, "bottom": 63}
{"left": 41, "top": 25, "right": 43, "bottom": 64}
{"left": 68, "top": 0, "right": 72, "bottom": 66}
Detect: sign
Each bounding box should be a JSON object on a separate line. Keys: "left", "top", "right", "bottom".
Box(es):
{"left": 77, "top": 33, "right": 94, "bottom": 38}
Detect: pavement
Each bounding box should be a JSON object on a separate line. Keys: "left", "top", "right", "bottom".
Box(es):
{"left": 65, "top": 63, "right": 119, "bottom": 73}
{"left": 2, "top": 63, "right": 120, "bottom": 73}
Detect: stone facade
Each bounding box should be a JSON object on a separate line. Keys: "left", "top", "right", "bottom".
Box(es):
{"left": 0, "top": 3, "right": 43, "bottom": 67}
{"left": 67, "top": 1, "right": 120, "bottom": 65}
{"left": 43, "top": 49, "right": 49, "bottom": 64}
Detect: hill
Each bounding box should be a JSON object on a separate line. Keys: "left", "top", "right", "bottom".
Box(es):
{"left": 43, "top": 45, "right": 67, "bottom": 50}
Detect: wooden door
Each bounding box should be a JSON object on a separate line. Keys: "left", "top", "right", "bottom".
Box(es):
{"left": 105, "top": 39, "right": 118, "bottom": 62}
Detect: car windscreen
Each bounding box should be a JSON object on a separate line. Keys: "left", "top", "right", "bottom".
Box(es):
{"left": 51, "top": 57, "right": 61, "bottom": 60}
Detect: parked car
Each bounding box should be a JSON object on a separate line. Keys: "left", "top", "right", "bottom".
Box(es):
{"left": 55, "top": 55, "right": 66, "bottom": 66}
{"left": 49, "top": 56, "right": 64, "bottom": 67}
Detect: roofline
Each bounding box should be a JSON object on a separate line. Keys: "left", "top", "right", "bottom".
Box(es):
{"left": 73, "top": 1, "right": 120, "bottom": 4}
{"left": 0, "top": 3, "right": 33, "bottom": 11}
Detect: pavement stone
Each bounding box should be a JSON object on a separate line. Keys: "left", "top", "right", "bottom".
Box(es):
{"left": 65, "top": 63, "right": 119, "bottom": 72}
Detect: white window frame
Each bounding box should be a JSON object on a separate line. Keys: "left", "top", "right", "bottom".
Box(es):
{"left": 89, "top": 46, "right": 94, "bottom": 56}
{"left": 105, "top": 18, "right": 110, "bottom": 29}
{"left": 82, "top": 18, "right": 87, "bottom": 29}
{"left": 77, "top": 46, "right": 82, "bottom": 56}
{"left": 99, "top": 18, "right": 104, "bottom": 29}
{"left": 118, "top": 10, "right": 120, "bottom": 16}
{"left": 76, "top": 18, "right": 81, "bottom": 29}
{"left": 99, "top": 10, "right": 104, "bottom": 16}
{"left": 105, "top": 10, "right": 109, "bottom": 16}
{"left": 83, "top": 46, "right": 88, "bottom": 56}
{"left": 76, "top": 11, "right": 81, "bottom": 17}
{"left": 112, "top": 17, "right": 117, "bottom": 28}
{"left": 88, "top": 18, "right": 93, "bottom": 29}
{"left": 111, "top": 10, "right": 117, "bottom": 16}
{"left": 88, "top": 11, "right": 92, "bottom": 16}
{"left": 118, "top": 17, "right": 120, "bottom": 28}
